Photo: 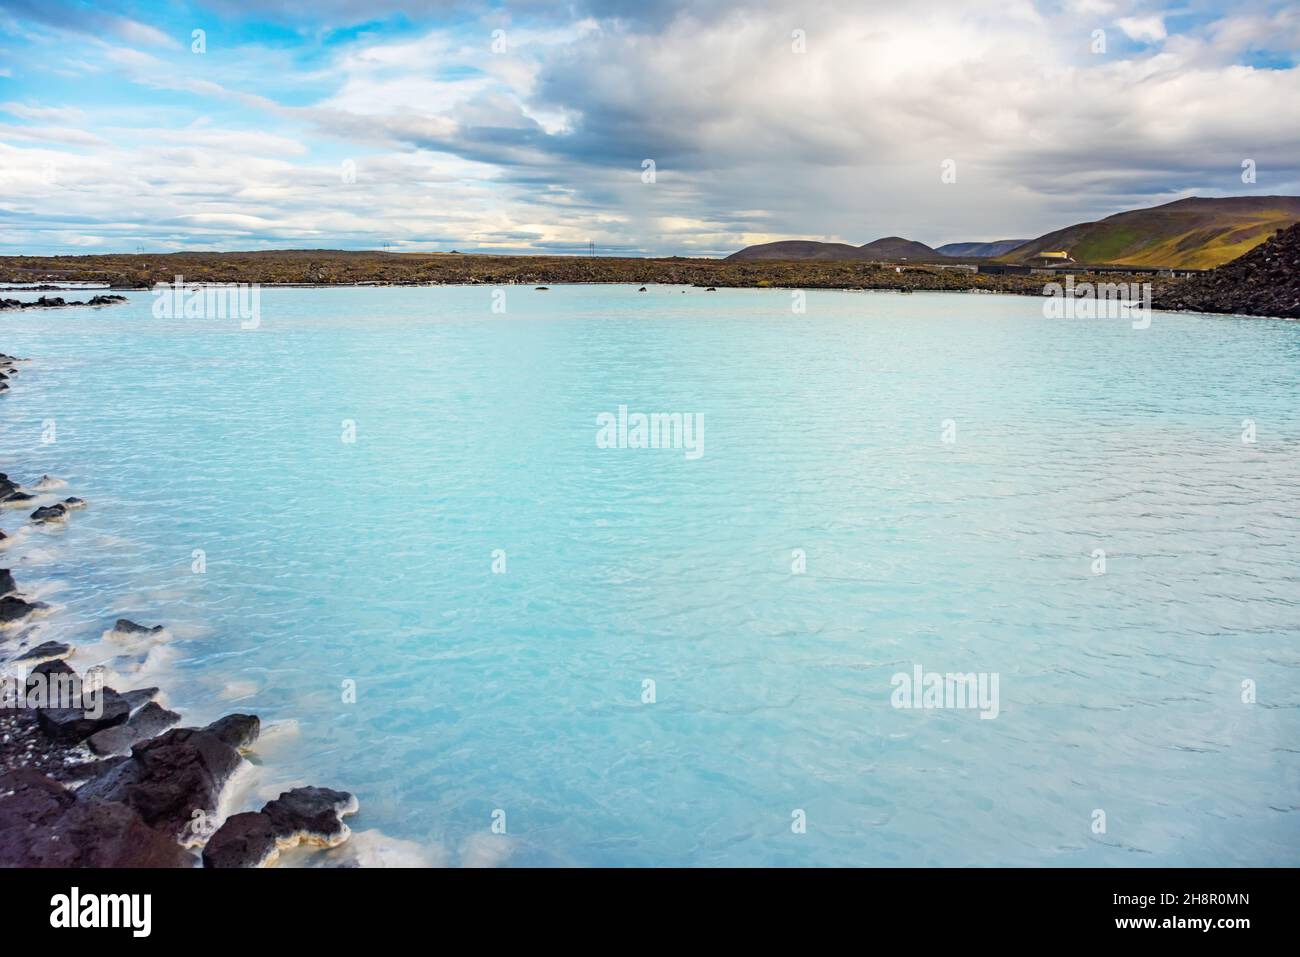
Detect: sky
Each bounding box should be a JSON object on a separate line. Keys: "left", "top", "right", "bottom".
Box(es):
{"left": 0, "top": 0, "right": 1298, "bottom": 257}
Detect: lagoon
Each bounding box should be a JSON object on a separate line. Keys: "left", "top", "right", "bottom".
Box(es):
{"left": 2, "top": 285, "right": 1297, "bottom": 866}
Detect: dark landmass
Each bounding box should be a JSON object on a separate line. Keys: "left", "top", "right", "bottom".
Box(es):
{"left": 0, "top": 249, "right": 1178, "bottom": 298}
{"left": 727, "top": 235, "right": 950, "bottom": 263}
{"left": 1153, "top": 222, "right": 1300, "bottom": 318}
{"left": 725, "top": 196, "right": 1300, "bottom": 270}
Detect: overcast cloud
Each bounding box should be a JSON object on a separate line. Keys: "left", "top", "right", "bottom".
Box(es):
{"left": 0, "top": 0, "right": 1297, "bottom": 255}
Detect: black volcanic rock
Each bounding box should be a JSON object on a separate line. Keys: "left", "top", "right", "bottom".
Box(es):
{"left": 37, "top": 688, "right": 131, "bottom": 744}
{"left": 113, "top": 618, "right": 165, "bottom": 635}
{"left": 1155, "top": 222, "right": 1300, "bottom": 318}
{"left": 201, "top": 811, "right": 277, "bottom": 868}
{"left": 87, "top": 701, "right": 181, "bottom": 756}
{"left": 14, "top": 640, "right": 71, "bottom": 664}
{"left": 78, "top": 726, "right": 245, "bottom": 844}
{"left": 30, "top": 503, "right": 68, "bottom": 523}
{"left": 0, "top": 595, "right": 39, "bottom": 624}
{"left": 0, "top": 769, "right": 191, "bottom": 867}
{"left": 204, "top": 713, "right": 260, "bottom": 751}
{"left": 201, "top": 785, "right": 358, "bottom": 868}
{"left": 0, "top": 568, "right": 14, "bottom": 596}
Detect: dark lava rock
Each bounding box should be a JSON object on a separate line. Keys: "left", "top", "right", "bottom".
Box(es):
{"left": 78, "top": 727, "right": 244, "bottom": 845}
{"left": 27, "top": 658, "right": 75, "bottom": 681}
{"left": 87, "top": 701, "right": 181, "bottom": 756}
{"left": 62, "top": 497, "right": 87, "bottom": 509}
{"left": 0, "top": 568, "right": 14, "bottom": 596}
{"left": 261, "top": 786, "right": 358, "bottom": 845}
{"left": 113, "top": 618, "right": 165, "bottom": 635}
{"left": 204, "top": 713, "right": 260, "bottom": 751}
{"left": 201, "top": 811, "right": 278, "bottom": 868}
{"left": 0, "top": 595, "right": 39, "bottom": 624}
{"left": 14, "top": 640, "right": 71, "bottom": 664}
{"left": 0, "top": 768, "right": 190, "bottom": 867}
{"left": 2, "top": 491, "right": 35, "bottom": 505}
{"left": 30, "top": 504, "right": 67, "bottom": 523}
{"left": 122, "top": 687, "right": 160, "bottom": 714}
{"left": 37, "top": 687, "right": 130, "bottom": 744}
{"left": 201, "top": 786, "right": 358, "bottom": 868}
{"left": 638, "top": 286, "right": 647, "bottom": 292}
{"left": 1155, "top": 222, "right": 1300, "bottom": 318}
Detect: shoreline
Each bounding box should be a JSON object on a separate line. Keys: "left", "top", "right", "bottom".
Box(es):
{"left": 0, "top": 349, "right": 362, "bottom": 868}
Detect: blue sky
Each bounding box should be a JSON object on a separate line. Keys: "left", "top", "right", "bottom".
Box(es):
{"left": 1, "top": 0, "right": 1298, "bottom": 256}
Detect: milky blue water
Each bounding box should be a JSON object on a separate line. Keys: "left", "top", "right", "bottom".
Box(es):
{"left": 2, "top": 286, "right": 1298, "bottom": 866}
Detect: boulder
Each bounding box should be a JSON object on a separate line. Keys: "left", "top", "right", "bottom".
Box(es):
{"left": 30, "top": 504, "right": 68, "bottom": 523}
{"left": 37, "top": 687, "right": 130, "bottom": 744}
{"left": 87, "top": 701, "right": 181, "bottom": 756}
{"left": 200, "top": 811, "right": 278, "bottom": 868}
{"left": 0, "top": 595, "right": 39, "bottom": 624}
{"left": 0, "top": 568, "right": 14, "bottom": 596}
{"left": 113, "top": 619, "right": 165, "bottom": 636}
{"left": 0, "top": 769, "right": 191, "bottom": 867}
{"left": 200, "top": 786, "right": 358, "bottom": 868}
{"left": 62, "top": 497, "right": 87, "bottom": 509}
{"left": 78, "top": 727, "right": 245, "bottom": 845}
{"left": 261, "top": 787, "right": 359, "bottom": 848}
{"left": 204, "top": 713, "right": 260, "bottom": 751}
{"left": 13, "top": 640, "right": 71, "bottom": 664}
{"left": 121, "top": 687, "right": 160, "bottom": 714}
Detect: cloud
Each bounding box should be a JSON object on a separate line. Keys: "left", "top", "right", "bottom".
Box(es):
{"left": 0, "top": 0, "right": 1298, "bottom": 255}
{"left": 1116, "top": 15, "right": 1168, "bottom": 43}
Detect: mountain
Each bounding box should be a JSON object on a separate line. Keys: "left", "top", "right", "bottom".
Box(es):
{"left": 726, "top": 236, "right": 948, "bottom": 262}
{"left": 1155, "top": 222, "right": 1300, "bottom": 318}
{"left": 855, "top": 237, "right": 947, "bottom": 261}
{"left": 723, "top": 240, "right": 870, "bottom": 261}
{"left": 934, "top": 240, "right": 1029, "bottom": 258}
{"left": 1001, "top": 196, "right": 1300, "bottom": 269}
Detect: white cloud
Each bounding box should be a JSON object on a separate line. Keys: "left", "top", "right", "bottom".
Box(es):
{"left": 1116, "top": 16, "right": 1168, "bottom": 43}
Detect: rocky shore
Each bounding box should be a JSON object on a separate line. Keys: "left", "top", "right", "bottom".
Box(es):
{"left": 0, "top": 295, "right": 127, "bottom": 311}
{"left": 1, "top": 351, "right": 360, "bottom": 868}
{"left": 1153, "top": 222, "right": 1300, "bottom": 319}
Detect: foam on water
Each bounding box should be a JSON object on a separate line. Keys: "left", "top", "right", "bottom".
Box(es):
{"left": 1, "top": 285, "right": 1297, "bottom": 866}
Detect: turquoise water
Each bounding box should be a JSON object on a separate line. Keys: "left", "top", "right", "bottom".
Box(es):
{"left": 2, "top": 285, "right": 1297, "bottom": 866}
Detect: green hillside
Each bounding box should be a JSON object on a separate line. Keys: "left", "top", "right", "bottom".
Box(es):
{"left": 1002, "top": 196, "right": 1300, "bottom": 268}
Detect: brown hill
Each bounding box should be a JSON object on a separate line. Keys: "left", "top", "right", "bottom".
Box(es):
{"left": 727, "top": 236, "right": 949, "bottom": 262}
{"left": 1002, "top": 196, "right": 1300, "bottom": 269}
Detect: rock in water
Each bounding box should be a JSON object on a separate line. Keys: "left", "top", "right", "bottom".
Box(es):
{"left": 37, "top": 688, "right": 131, "bottom": 744}
{"left": 113, "top": 618, "right": 165, "bottom": 635}
{"left": 0, "top": 568, "right": 14, "bottom": 596}
{"left": 78, "top": 726, "right": 245, "bottom": 845}
{"left": 0, "top": 595, "right": 40, "bottom": 624}
{"left": 30, "top": 504, "right": 68, "bottom": 523}
{"left": 14, "top": 640, "right": 72, "bottom": 664}
{"left": 200, "top": 811, "right": 278, "bottom": 868}
{"left": 201, "top": 786, "right": 358, "bottom": 868}
{"left": 87, "top": 701, "right": 181, "bottom": 756}
{"left": 0, "top": 769, "right": 191, "bottom": 867}
{"left": 204, "top": 713, "right": 260, "bottom": 751}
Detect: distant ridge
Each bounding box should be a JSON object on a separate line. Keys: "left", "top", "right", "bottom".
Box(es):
{"left": 934, "top": 240, "right": 1029, "bottom": 258}
{"left": 726, "top": 236, "right": 949, "bottom": 263}
{"left": 725, "top": 196, "right": 1300, "bottom": 269}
